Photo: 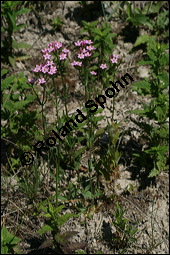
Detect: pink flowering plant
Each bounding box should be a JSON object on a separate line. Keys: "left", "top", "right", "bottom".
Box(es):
{"left": 26, "top": 38, "right": 120, "bottom": 137}
{"left": 10, "top": 38, "right": 121, "bottom": 208}
{"left": 14, "top": 37, "right": 119, "bottom": 210}
{"left": 80, "top": 20, "right": 120, "bottom": 89}
{"left": 71, "top": 39, "right": 121, "bottom": 100}
{"left": 27, "top": 41, "right": 70, "bottom": 136}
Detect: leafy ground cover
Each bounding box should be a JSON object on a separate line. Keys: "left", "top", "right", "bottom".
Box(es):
{"left": 1, "top": 1, "right": 169, "bottom": 254}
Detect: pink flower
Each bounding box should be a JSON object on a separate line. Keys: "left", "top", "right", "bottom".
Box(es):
{"left": 32, "top": 65, "right": 41, "bottom": 73}
{"left": 81, "top": 40, "right": 93, "bottom": 45}
{"left": 80, "top": 40, "right": 87, "bottom": 46}
{"left": 85, "top": 39, "right": 93, "bottom": 44}
{"left": 43, "top": 52, "right": 51, "bottom": 60}
{"left": 38, "top": 78, "right": 46, "bottom": 84}
{"left": 81, "top": 48, "right": 87, "bottom": 54}
{"left": 41, "top": 65, "right": 49, "bottom": 73}
{"left": 48, "top": 43, "right": 53, "bottom": 48}
{"left": 74, "top": 39, "right": 93, "bottom": 46}
{"left": 27, "top": 78, "right": 35, "bottom": 84}
{"left": 62, "top": 48, "right": 70, "bottom": 54}
{"left": 48, "top": 65, "right": 57, "bottom": 75}
{"left": 46, "top": 60, "right": 54, "bottom": 66}
{"left": 41, "top": 48, "right": 48, "bottom": 54}
{"left": 59, "top": 53, "right": 67, "bottom": 60}
{"left": 112, "top": 54, "right": 119, "bottom": 59}
{"left": 90, "top": 71, "right": 97, "bottom": 75}
{"left": 53, "top": 41, "right": 63, "bottom": 50}
{"left": 100, "top": 63, "right": 107, "bottom": 69}
{"left": 74, "top": 40, "right": 82, "bottom": 46}
{"left": 110, "top": 58, "right": 118, "bottom": 64}
{"left": 86, "top": 45, "right": 95, "bottom": 51}
{"left": 71, "top": 61, "right": 82, "bottom": 66}
{"left": 48, "top": 46, "right": 54, "bottom": 52}
{"left": 84, "top": 51, "right": 92, "bottom": 57}
{"left": 78, "top": 53, "right": 85, "bottom": 59}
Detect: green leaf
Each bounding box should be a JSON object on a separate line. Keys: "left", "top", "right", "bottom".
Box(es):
{"left": 134, "top": 35, "right": 152, "bottom": 47}
{"left": 155, "top": 106, "right": 167, "bottom": 122}
{"left": 131, "top": 80, "right": 151, "bottom": 95}
{"left": 1, "top": 246, "right": 8, "bottom": 254}
{"left": 143, "top": 1, "right": 163, "bottom": 14}
{"left": 76, "top": 122, "right": 86, "bottom": 129}
{"left": 5, "top": 98, "right": 34, "bottom": 111}
{"left": 2, "top": 75, "right": 15, "bottom": 90}
{"left": 7, "top": 235, "right": 20, "bottom": 245}
{"left": 58, "top": 196, "right": 67, "bottom": 202}
{"left": 94, "top": 108, "right": 104, "bottom": 114}
{"left": 13, "top": 23, "right": 27, "bottom": 32}
{"left": 91, "top": 52, "right": 100, "bottom": 58}
{"left": 127, "top": 13, "right": 153, "bottom": 28}
{"left": 15, "top": 8, "right": 30, "bottom": 16}
{"left": 48, "top": 202, "right": 54, "bottom": 215}
{"left": 1, "top": 69, "right": 8, "bottom": 77}
{"left": 95, "top": 128, "right": 105, "bottom": 136}
{"left": 126, "top": 2, "right": 132, "bottom": 18}
{"left": 58, "top": 213, "right": 78, "bottom": 227}
{"left": 43, "top": 213, "right": 52, "bottom": 218}
{"left": 1, "top": 227, "right": 20, "bottom": 245}
{"left": 12, "top": 40, "right": 31, "bottom": 49}
{"left": 158, "top": 72, "right": 169, "bottom": 89}
{"left": 8, "top": 56, "right": 16, "bottom": 67}
{"left": 82, "top": 190, "right": 92, "bottom": 199}
{"left": 106, "top": 1, "right": 122, "bottom": 22}
{"left": 54, "top": 205, "right": 65, "bottom": 215}
{"left": 8, "top": 12, "right": 16, "bottom": 28}
{"left": 37, "top": 224, "right": 53, "bottom": 235}
{"left": 94, "top": 35, "right": 100, "bottom": 41}
{"left": 93, "top": 27, "right": 102, "bottom": 35}
{"left": 75, "top": 147, "right": 86, "bottom": 158}
{"left": 107, "top": 33, "right": 116, "bottom": 39}
{"left": 102, "top": 28, "right": 111, "bottom": 36}
{"left": 93, "top": 42, "right": 100, "bottom": 48}
{"left": 92, "top": 115, "right": 104, "bottom": 122}
{"left": 1, "top": 227, "right": 8, "bottom": 243}
{"left": 148, "top": 167, "right": 160, "bottom": 178}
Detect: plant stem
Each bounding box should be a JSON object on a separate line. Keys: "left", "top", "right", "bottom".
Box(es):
{"left": 41, "top": 86, "right": 47, "bottom": 136}
{"left": 52, "top": 77, "right": 59, "bottom": 120}
{"left": 55, "top": 151, "right": 59, "bottom": 207}
{"left": 60, "top": 72, "right": 68, "bottom": 116}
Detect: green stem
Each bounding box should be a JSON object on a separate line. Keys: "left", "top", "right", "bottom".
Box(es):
{"left": 60, "top": 72, "right": 68, "bottom": 116}
{"left": 52, "top": 77, "right": 59, "bottom": 120}
{"left": 56, "top": 148, "right": 59, "bottom": 207}
{"left": 41, "top": 86, "right": 47, "bottom": 136}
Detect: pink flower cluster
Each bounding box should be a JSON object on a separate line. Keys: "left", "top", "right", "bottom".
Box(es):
{"left": 33, "top": 61, "right": 57, "bottom": 75}
{"left": 71, "top": 61, "right": 82, "bottom": 67}
{"left": 29, "top": 41, "right": 70, "bottom": 85}
{"left": 71, "top": 39, "right": 95, "bottom": 67}
{"left": 28, "top": 40, "right": 120, "bottom": 85}
{"left": 110, "top": 53, "right": 119, "bottom": 64}
{"left": 41, "top": 41, "right": 70, "bottom": 61}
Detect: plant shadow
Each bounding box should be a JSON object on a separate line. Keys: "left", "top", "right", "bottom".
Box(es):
{"left": 65, "top": 1, "right": 103, "bottom": 26}
{"left": 119, "top": 129, "right": 156, "bottom": 191}
{"left": 120, "top": 23, "right": 139, "bottom": 44}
